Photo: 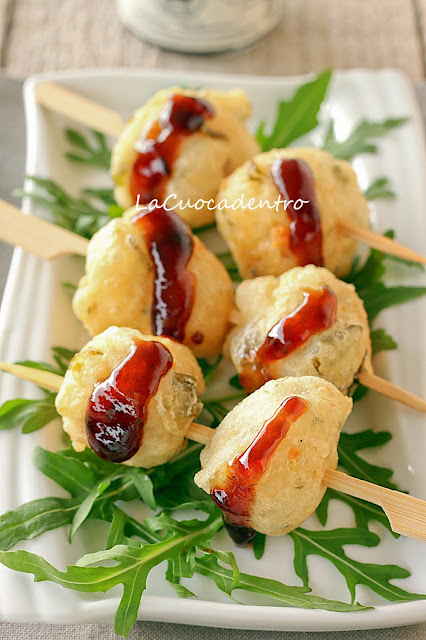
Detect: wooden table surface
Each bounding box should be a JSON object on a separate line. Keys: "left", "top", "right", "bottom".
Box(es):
{"left": 0, "top": 0, "right": 425, "bottom": 79}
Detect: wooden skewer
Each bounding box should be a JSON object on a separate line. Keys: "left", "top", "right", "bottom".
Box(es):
{"left": 0, "top": 200, "right": 88, "bottom": 260}
{"left": 34, "top": 82, "right": 426, "bottom": 266}
{"left": 2, "top": 201, "right": 426, "bottom": 413}
{"left": 324, "top": 469, "right": 426, "bottom": 543}
{"left": 337, "top": 220, "right": 426, "bottom": 265}
{"left": 358, "top": 371, "right": 426, "bottom": 413}
{"left": 1, "top": 362, "right": 425, "bottom": 542}
{"left": 34, "top": 82, "right": 125, "bottom": 138}
{"left": 0, "top": 362, "right": 64, "bottom": 392}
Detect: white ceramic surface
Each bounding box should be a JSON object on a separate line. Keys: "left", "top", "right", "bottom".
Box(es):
{"left": 0, "top": 68, "right": 425, "bottom": 631}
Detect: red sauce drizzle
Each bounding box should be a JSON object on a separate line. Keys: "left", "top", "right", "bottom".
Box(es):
{"left": 130, "top": 94, "right": 214, "bottom": 205}
{"left": 240, "top": 286, "right": 337, "bottom": 392}
{"left": 271, "top": 158, "right": 323, "bottom": 266}
{"left": 132, "top": 206, "right": 196, "bottom": 342}
{"left": 85, "top": 339, "right": 173, "bottom": 463}
{"left": 211, "top": 396, "right": 308, "bottom": 545}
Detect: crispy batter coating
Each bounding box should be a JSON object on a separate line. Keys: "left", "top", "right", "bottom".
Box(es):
{"left": 195, "top": 376, "right": 352, "bottom": 536}
{"left": 72, "top": 208, "right": 235, "bottom": 357}
{"left": 216, "top": 147, "right": 370, "bottom": 278}
{"left": 111, "top": 87, "right": 260, "bottom": 227}
{"left": 226, "top": 265, "right": 371, "bottom": 394}
{"left": 55, "top": 327, "right": 205, "bottom": 468}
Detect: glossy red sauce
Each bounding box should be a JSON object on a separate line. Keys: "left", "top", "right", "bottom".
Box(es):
{"left": 132, "top": 206, "right": 196, "bottom": 342}
{"left": 211, "top": 396, "right": 308, "bottom": 545}
{"left": 271, "top": 158, "right": 323, "bottom": 266}
{"left": 130, "top": 94, "right": 214, "bottom": 205}
{"left": 85, "top": 339, "right": 173, "bottom": 462}
{"left": 240, "top": 286, "right": 337, "bottom": 392}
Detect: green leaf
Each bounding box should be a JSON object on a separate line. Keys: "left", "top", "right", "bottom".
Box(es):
{"left": 156, "top": 470, "right": 214, "bottom": 513}
{"left": 361, "top": 283, "right": 426, "bottom": 322}
{"left": 344, "top": 231, "right": 426, "bottom": 325}
{"left": 317, "top": 429, "right": 401, "bottom": 535}
{"left": 0, "top": 399, "right": 36, "bottom": 431}
{"left": 65, "top": 128, "right": 111, "bottom": 169}
{"left": 0, "top": 496, "right": 80, "bottom": 551}
{"left": 195, "top": 554, "right": 367, "bottom": 612}
{"left": 21, "top": 402, "right": 59, "bottom": 434}
{"left": 32, "top": 447, "right": 97, "bottom": 498}
{"left": 253, "top": 532, "right": 266, "bottom": 560}
{"left": 338, "top": 430, "right": 397, "bottom": 489}
{"left": 364, "top": 177, "right": 395, "bottom": 201}
{"left": 165, "top": 561, "right": 197, "bottom": 598}
{"left": 69, "top": 474, "right": 116, "bottom": 541}
{"left": 129, "top": 469, "right": 156, "bottom": 511}
{"left": 257, "top": 70, "right": 332, "bottom": 151}
{"left": 323, "top": 118, "right": 408, "bottom": 160}
{"left": 107, "top": 510, "right": 127, "bottom": 549}
{"left": 0, "top": 512, "right": 223, "bottom": 637}
{"left": 371, "top": 328, "right": 397, "bottom": 354}
{"left": 207, "top": 549, "right": 240, "bottom": 592}
{"left": 19, "top": 176, "right": 120, "bottom": 240}
{"left": 197, "top": 355, "right": 222, "bottom": 386}
{"left": 289, "top": 527, "right": 425, "bottom": 603}
{"left": 317, "top": 489, "right": 397, "bottom": 537}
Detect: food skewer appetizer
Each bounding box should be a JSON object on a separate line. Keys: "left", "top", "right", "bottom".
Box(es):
{"left": 226, "top": 264, "right": 426, "bottom": 411}
{"left": 1, "top": 198, "right": 424, "bottom": 412}
{"left": 216, "top": 147, "right": 426, "bottom": 278}
{"left": 37, "top": 84, "right": 260, "bottom": 228}
{"left": 0, "top": 349, "right": 425, "bottom": 544}
{"left": 0, "top": 200, "right": 234, "bottom": 357}
{"left": 33, "top": 81, "right": 426, "bottom": 264}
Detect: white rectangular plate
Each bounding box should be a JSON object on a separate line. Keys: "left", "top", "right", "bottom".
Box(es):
{"left": 0, "top": 68, "right": 425, "bottom": 632}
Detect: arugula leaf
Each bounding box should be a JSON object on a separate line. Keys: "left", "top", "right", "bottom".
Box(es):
{"left": 0, "top": 399, "right": 38, "bottom": 431}
{"left": 323, "top": 118, "right": 408, "bottom": 161}
{"left": 0, "top": 347, "right": 76, "bottom": 434}
{"left": 364, "top": 177, "right": 395, "bottom": 201}
{"left": 0, "top": 442, "right": 205, "bottom": 553}
{"left": 70, "top": 475, "right": 115, "bottom": 541}
{"left": 256, "top": 70, "right": 332, "bottom": 151}
{"left": 65, "top": 129, "right": 111, "bottom": 169}
{"left": 290, "top": 527, "right": 424, "bottom": 603}
{"left": 253, "top": 532, "right": 266, "bottom": 560}
{"left": 197, "top": 355, "right": 223, "bottom": 386}
{"left": 16, "top": 176, "right": 124, "bottom": 239}
{"left": 317, "top": 430, "right": 400, "bottom": 535}
{"left": 33, "top": 447, "right": 97, "bottom": 497}
{"left": 165, "top": 560, "right": 197, "bottom": 598}
{"left": 195, "top": 554, "right": 367, "bottom": 612}
{"left": 317, "top": 489, "right": 396, "bottom": 536}
{"left": 361, "top": 283, "right": 426, "bottom": 322}
{"left": 156, "top": 469, "right": 213, "bottom": 513}
{"left": 128, "top": 469, "right": 156, "bottom": 511}
{"left": 371, "top": 328, "right": 397, "bottom": 354}
{"left": 0, "top": 512, "right": 223, "bottom": 636}
{"left": 345, "top": 231, "right": 426, "bottom": 323}
{"left": 0, "top": 394, "right": 59, "bottom": 434}
{"left": 338, "top": 430, "right": 397, "bottom": 489}
{"left": 107, "top": 510, "right": 127, "bottom": 549}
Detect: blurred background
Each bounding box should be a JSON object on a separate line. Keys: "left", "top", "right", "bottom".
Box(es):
{"left": 0, "top": 0, "right": 425, "bottom": 79}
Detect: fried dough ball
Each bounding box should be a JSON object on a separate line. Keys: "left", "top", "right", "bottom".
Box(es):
{"left": 111, "top": 87, "right": 260, "bottom": 227}
{"left": 226, "top": 265, "right": 371, "bottom": 394}
{"left": 55, "top": 327, "right": 205, "bottom": 468}
{"left": 216, "top": 147, "right": 370, "bottom": 278}
{"left": 195, "top": 376, "right": 352, "bottom": 537}
{"left": 72, "top": 208, "right": 234, "bottom": 358}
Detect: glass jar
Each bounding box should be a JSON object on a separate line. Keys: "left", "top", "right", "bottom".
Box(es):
{"left": 116, "top": 0, "right": 283, "bottom": 54}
